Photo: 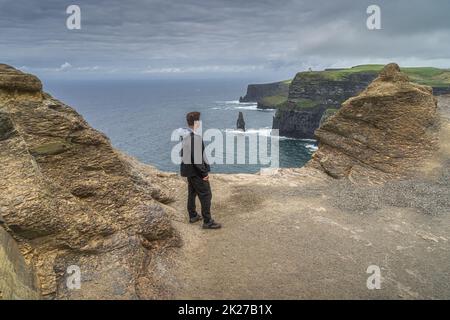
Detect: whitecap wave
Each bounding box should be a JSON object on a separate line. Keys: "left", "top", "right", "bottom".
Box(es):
{"left": 300, "top": 138, "right": 317, "bottom": 142}
{"left": 224, "top": 127, "right": 273, "bottom": 137}
{"left": 220, "top": 100, "right": 256, "bottom": 105}
{"left": 223, "top": 128, "right": 299, "bottom": 139}
{"left": 212, "top": 100, "right": 276, "bottom": 112}
{"left": 305, "top": 143, "right": 318, "bottom": 151}
{"left": 234, "top": 105, "right": 258, "bottom": 110}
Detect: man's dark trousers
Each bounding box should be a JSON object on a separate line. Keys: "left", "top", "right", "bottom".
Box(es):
{"left": 187, "top": 176, "right": 212, "bottom": 223}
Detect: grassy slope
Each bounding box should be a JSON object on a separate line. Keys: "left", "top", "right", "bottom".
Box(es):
{"left": 258, "top": 95, "right": 287, "bottom": 107}
{"left": 299, "top": 64, "right": 450, "bottom": 87}
{"left": 276, "top": 65, "right": 450, "bottom": 112}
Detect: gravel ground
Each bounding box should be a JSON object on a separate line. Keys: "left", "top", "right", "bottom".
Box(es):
{"left": 159, "top": 97, "right": 450, "bottom": 299}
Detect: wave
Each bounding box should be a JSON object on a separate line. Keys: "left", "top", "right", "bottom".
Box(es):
{"left": 305, "top": 143, "right": 318, "bottom": 152}
{"left": 217, "top": 100, "right": 256, "bottom": 105}
{"left": 224, "top": 128, "right": 307, "bottom": 140}
{"left": 222, "top": 128, "right": 319, "bottom": 145}
{"left": 224, "top": 127, "right": 272, "bottom": 137}
{"left": 299, "top": 138, "right": 316, "bottom": 142}
{"left": 212, "top": 100, "right": 277, "bottom": 112}
{"left": 234, "top": 105, "right": 258, "bottom": 110}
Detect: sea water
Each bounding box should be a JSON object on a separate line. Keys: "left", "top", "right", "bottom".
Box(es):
{"left": 44, "top": 78, "right": 316, "bottom": 173}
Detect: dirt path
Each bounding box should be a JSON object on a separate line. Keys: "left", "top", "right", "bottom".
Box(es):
{"left": 159, "top": 97, "right": 450, "bottom": 299}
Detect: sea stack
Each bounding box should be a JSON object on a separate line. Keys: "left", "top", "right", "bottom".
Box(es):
{"left": 237, "top": 111, "right": 246, "bottom": 131}
{"left": 309, "top": 63, "right": 439, "bottom": 181}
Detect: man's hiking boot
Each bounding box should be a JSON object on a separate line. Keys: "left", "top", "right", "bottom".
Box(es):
{"left": 203, "top": 220, "right": 222, "bottom": 229}
{"left": 189, "top": 215, "right": 202, "bottom": 223}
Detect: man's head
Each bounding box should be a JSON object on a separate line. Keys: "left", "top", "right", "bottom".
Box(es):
{"left": 186, "top": 111, "right": 201, "bottom": 130}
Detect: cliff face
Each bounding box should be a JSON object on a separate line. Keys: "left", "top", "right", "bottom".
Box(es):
{"left": 273, "top": 71, "right": 378, "bottom": 138}
{"left": 272, "top": 65, "right": 450, "bottom": 139}
{"left": 239, "top": 81, "right": 289, "bottom": 109}
{"left": 308, "top": 63, "right": 439, "bottom": 181}
{"left": 273, "top": 105, "right": 328, "bottom": 139}
{"left": 287, "top": 71, "right": 377, "bottom": 104}
{"left": 0, "top": 64, "right": 180, "bottom": 299}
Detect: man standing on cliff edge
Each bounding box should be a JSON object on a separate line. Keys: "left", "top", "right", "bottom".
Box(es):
{"left": 180, "top": 112, "right": 222, "bottom": 229}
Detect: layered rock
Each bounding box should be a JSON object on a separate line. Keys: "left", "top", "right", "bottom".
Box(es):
{"left": 0, "top": 226, "right": 40, "bottom": 299}
{"left": 309, "top": 63, "right": 439, "bottom": 181}
{"left": 273, "top": 70, "right": 377, "bottom": 138}
{"left": 0, "top": 65, "right": 180, "bottom": 299}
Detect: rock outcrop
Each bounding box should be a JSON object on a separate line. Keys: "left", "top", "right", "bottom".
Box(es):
{"left": 309, "top": 63, "right": 439, "bottom": 181}
{"left": 239, "top": 81, "right": 289, "bottom": 109}
{"left": 319, "top": 108, "right": 338, "bottom": 127}
{"left": 273, "top": 70, "right": 378, "bottom": 138}
{"left": 0, "top": 64, "right": 180, "bottom": 299}
{"left": 236, "top": 112, "right": 246, "bottom": 131}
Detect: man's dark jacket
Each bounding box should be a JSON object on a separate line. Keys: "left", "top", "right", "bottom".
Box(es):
{"left": 180, "top": 132, "right": 210, "bottom": 178}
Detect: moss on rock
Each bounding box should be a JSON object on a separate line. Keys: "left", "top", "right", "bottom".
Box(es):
{"left": 30, "top": 141, "right": 72, "bottom": 156}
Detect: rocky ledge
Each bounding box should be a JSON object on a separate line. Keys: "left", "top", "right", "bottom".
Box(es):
{"left": 308, "top": 63, "right": 440, "bottom": 181}
{"left": 0, "top": 65, "right": 180, "bottom": 299}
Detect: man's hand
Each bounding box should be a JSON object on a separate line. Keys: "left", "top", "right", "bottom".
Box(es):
{"left": 203, "top": 175, "right": 209, "bottom": 181}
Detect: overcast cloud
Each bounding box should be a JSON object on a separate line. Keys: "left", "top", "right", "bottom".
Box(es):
{"left": 1, "top": 0, "right": 449, "bottom": 80}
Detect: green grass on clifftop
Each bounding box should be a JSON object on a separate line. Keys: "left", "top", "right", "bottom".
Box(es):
{"left": 258, "top": 95, "right": 287, "bottom": 107}
{"left": 276, "top": 98, "right": 319, "bottom": 112}
{"left": 294, "top": 65, "right": 450, "bottom": 87}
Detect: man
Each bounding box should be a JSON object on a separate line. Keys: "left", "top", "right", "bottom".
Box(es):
{"left": 180, "top": 112, "right": 221, "bottom": 229}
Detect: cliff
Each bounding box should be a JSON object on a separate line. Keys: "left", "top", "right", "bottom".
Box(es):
{"left": 309, "top": 63, "right": 439, "bottom": 181}
{"left": 273, "top": 69, "right": 380, "bottom": 138}
{"left": 239, "top": 80, "right": 289, "bottom": 109}
{"left": 0, "top": 64, "right": 180, "bottom": 299}
{"left": 272, "top": 65, "right": 450, "bottom": 139}
{"left": 1, "top": 64, "right": 449, "bottom": 299}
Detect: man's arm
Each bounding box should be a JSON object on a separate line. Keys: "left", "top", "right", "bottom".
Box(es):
{"left": 191, "top": 134, "right": 209, "bottom": 178}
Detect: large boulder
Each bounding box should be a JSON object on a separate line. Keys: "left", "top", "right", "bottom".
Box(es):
{"left": 0, "top": 65, "right": 180, "bottom": 299}
{"left": 309, "top": 63, "right": 439, "bottom": 181}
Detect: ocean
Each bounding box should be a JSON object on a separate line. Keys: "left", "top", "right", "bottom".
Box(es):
{"left": 43, "top": 79, "right": 317, "bottom": 173}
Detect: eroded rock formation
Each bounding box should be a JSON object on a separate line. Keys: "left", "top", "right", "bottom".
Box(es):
{"left": 236, "top": 112, "right": 246, "bottom": 131}
{"left": 309, "top": 63, "right": 439, "bottom": 181}
{"left": 0, "top": 64, "right": 180, "bottom": 299}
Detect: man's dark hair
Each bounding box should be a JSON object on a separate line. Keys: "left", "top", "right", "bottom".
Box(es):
{"left": 186, "top": 111, "right": 201, "bottom": 126}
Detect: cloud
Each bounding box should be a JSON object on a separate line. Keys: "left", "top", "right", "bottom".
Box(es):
{"left": 57, "top": 62, "right": 72, "bottom": 71}
{"left": 0, "top": 0, "right": 449, "bottom": 79}
{"left": 142, "top": 65, "right": 264, "bottom": 74}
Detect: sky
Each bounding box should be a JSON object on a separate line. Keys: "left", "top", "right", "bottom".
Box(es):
{"left": 1, "top": 0, "right": 450, "bottom": 81}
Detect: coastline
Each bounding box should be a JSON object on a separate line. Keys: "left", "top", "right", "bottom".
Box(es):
{"left": 1, "top": 63, "right": 449, "bottom": 299}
